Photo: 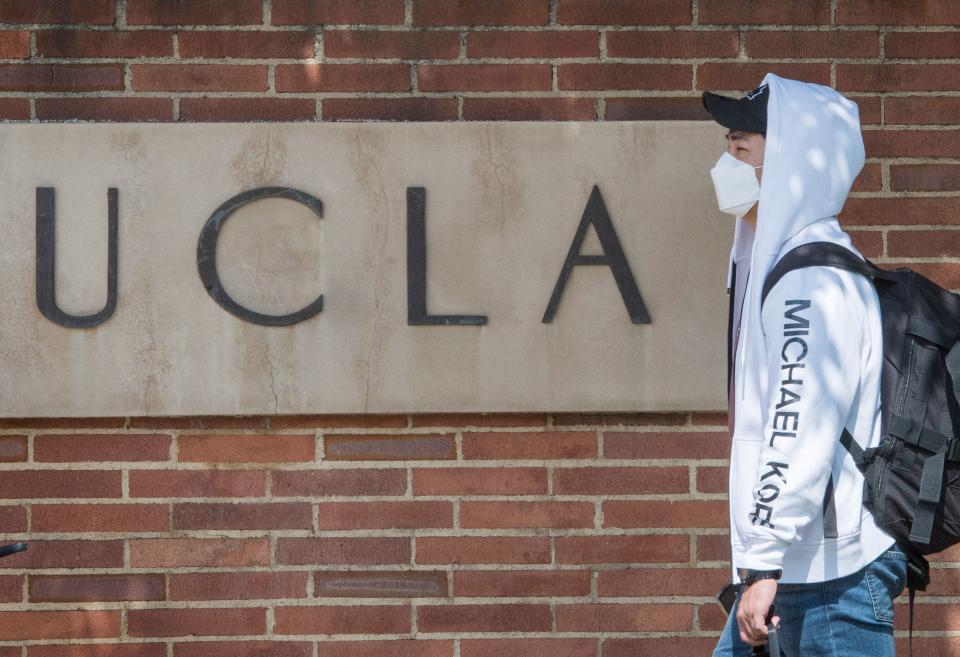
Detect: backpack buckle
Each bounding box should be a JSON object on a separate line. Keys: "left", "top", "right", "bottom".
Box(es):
{"left": 947, "top": 438, "right": 960, "bottom": 462}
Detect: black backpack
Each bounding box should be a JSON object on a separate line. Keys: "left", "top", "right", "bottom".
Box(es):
{"left": 761, "top": 241, "right": 960, "bottom": 602}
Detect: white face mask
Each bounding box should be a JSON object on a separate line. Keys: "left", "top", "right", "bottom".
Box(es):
{"left": 710, "top": 152, "right": 762, "bottom": 217}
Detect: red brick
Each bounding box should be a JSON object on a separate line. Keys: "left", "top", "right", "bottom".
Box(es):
{"left": 413, "top": 467, "right": 547, "bottom": 495}
{"left": 607, "top": 30, "right": 738, "bottom": 58}
{"left": 277, "top": 63, "right": 409, "bottom": 92}
{"left": 35, "top": 433, "right": 171, "bottom": 462}
{"left": 604, "top": 500, "right": 728, "bottom": 528}
{"left": 888, "top": 229, "right": 960, "bottom": 257}
{"left": 839, "top": 64, "right": 960, "bottom": 92}
{"left": 851, "top": 163, "right": 883, "bottom": 194}
{"left": 461, "top": 501, "right": 594, "bottom": 528}
{"left": 745, "top": 30, "right": 879, "bottom": 58}
{"left": 838, "top": 0, "right": 960, "bottom": 25}
{"left": 313, "top": 643, "right": 455, "bottom": 657}
{"left": 848, "top": 229, "right": 883, "bottom": 258}
{"left": 277, "top": 537, "right": 410, "bottom": 565}
{"left": 462, "top": 431, "right": 596, "bottom": 459}
{"left": 887, "top": 262, "right": 960, "bottom": 290}
{"left": 454, "top": 570, "right": 591, "bottom": 597}
{"left": 553, "top": 466, "right": 689, "bottom": 494}
{"left": 557, "top": 603, "right": 692, "bottom": 631}
{"left": 419, "top": 604, "right": 551, "bottom": 632}
{"left": 174, "top": 642, "right": 312, "bottom": 657}
{"left": 893, "top": 638, "right": 960, "bottom": 657}
{"left": 326, "top": 30, "right": 459, "bottom": 59}
{"left": 177, "top": 434, "right": 314, "bottom": 463}
{"left": 885, "top": 32, "right": 960, "bottom": 59}
{"left": 0, "top": 470, "right": 120, "bottom": 498}
{"left": 414, "top": 0, "right": 548, "bottom": 26}
{"left": 129, "top": 608, "right": 265, "bottom": 637}
{"left": 180, "top": 97, "right": 316, "bottom": 122}
{"left": 559, "top": 0, "right": 691, "bottom": 25}
{"left": 133, "top": 64, "right": 267, "bottom": 91}
{"left": 604, "top": 639, "right": 723, "bottom": 657}
{"left": 0, "top": 540, "right": 123, "bottom": 569}
{"left": 318, "top": 501, "right": 452, "bottom": 529}
{"left": 0, "top": 417, "right": 125, "bottom": 429}
{"left": 33, "top": 504, "right": 168, "bottom": 533}
{"left": 36, "top": 30, "right": 172, "bottom": 58}
{"left": 463, "top": 97, "right": 596, "bottom": 121}
{"left": 598, "top": 567, "right": 728, "bottom": 597}
{"left": 0, "top": 30, "right": 29, "bottom": 58}
{"left": 130, "top": 416, "right": 267, "bottom": 430}
{"left": 130, "top": 469, "right": 265, "bottom": 497}
{"left": 273, "top": 468, "right": 406, "bottom": 496}
{"left": 891, "top": 164, "right": 960, "bottom": 192}
{"left": 130, "top": 538, "right": 270, "bottom": 568}
{"left": 0, "top": 64, "right": 123, "bottom": 91}
{"left": 853, "top": 95, "right": 882, "bottom": 125}
{"left": 324, "top": 434, "right": 455, "bottom": 460}
{"left": 127, "top": 0, "right": 262, "bottom": 25}
{"left": 37, "top": 97, "right": 173, "bottom": 121}
{"left": 275, "top": 605, "right": 410, "bottom": 635}
{"left": 842, "top": 197, "right": 960, "bottom": 227}
{"left": 419, "top": 64, "right": 551, "bottom": 91}
{"left": 415, "top": 537, "right": 552, "bottom": 564}
{"left": 29, "top": 646, "right": 167, "bottom": 657}
{"left": 557, "top": 535, "right": 689, "bottom": 564}
{"left": 0, "top": 0, "right": 114, "bottom": 24}
{"left": 553, "top": 412, "right": 686, "bottom": 426}
{"left": 0, "top": 505, "right": 25, "bottom": 531}
{"left": 691, "top": 412, "right": 728, "bottom": 426}
{"left": 606, "top": 97, "right": 709, "bottom": 121}
{"left": 917, "top": 566, "right": 960, "bottom": 596}
{"left": 0, "top": 97, "right": 28, "bottom": 119}
{"left": 273, "top": 0, "right": 405, "bottom": 25}
{"left": 697, "top": 63, "right": 830, "bottom": 90}
{"left": 410, "top": 413, "right": 546, "bottom": 427}
{"left": 270, "top": 414, "right": 407, "bottom": 429}
{"left": 0, "top": 610, "right": 119, "bottom": 640}
{"left": 179, "top": 30, "right": 315, "bottom": 59}
{"left": 0, "top": 436, "right": 26, "bottom": 462}
{"left": 894, "top": 600, "right": 960, "bottom": 631}
{"left": 324, "top": 97, "right": 458, "bottom": 121}
{"left": 315, "top": 571, "right": 447, "bottom": 598}
{"left": 170, "top": 571, "right": 308, "bottom": 600}
{"left": 864, "top": 129, "right": 960, "bottom": 158}
{"left": 696, "top": 466, "right": 728, "bottom": 493}
{"left": 696, "top": 534, "right": 730, "bottom": 562}
{"left": 700, "top": 0, "right": 830, "bottom": 24}
{"left": 468, "top": 30, "right": 598, "bottom": 58}
{"left": 174, "top": 502, "right": 312, "bottom": 530}
{"left": 604, "top": 431, "right": 727, "bottom": 459}
{"left": 0, "top": 576, "right": 21, "bottom": 602}
{"left": 461, "top": 639, "right": 595, "bottom": 657}
{"left": 885, "top": 96, "right": 960, "bottom": 125}
{"left": 29, "top": 574, "right": 165, "bottom": 602}
{"left": 559, "top": 63, "right": 690, "bottom": 90}
{"left": 699, "top": 602, "right": 727, "bottom": 630}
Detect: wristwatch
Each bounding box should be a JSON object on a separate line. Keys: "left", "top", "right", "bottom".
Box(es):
{"left": 737, "top": 568, "right": 782, "bottom": 586}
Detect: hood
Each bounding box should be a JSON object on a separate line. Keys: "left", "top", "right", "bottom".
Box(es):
{"left": 731, "top": 73, "right": 865, "bottom": 390}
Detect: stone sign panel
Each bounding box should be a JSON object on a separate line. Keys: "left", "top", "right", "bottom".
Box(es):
{"left": 0, "top": 122, "right": 730, "bottom": 416}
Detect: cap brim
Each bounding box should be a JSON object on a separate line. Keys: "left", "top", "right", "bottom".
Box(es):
{"left": 702, "top": 91, "right": 766, "bottom": 134}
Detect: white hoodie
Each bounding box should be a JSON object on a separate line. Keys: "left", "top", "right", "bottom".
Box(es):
{"left": 727, "top": 74, "right": 895, "bottom": 583}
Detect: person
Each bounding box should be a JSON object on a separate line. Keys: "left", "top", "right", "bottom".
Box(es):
{"left": 704, "top": 74, "right": 907, "bottom": 656}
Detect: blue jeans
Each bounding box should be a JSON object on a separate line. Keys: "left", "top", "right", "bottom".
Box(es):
{"left": 713, "top": 547, "right": 908, "bottom": 657}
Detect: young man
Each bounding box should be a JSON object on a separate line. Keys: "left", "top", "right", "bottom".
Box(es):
{"left": 704, "top": 74, "right": 907, "bottom": 656}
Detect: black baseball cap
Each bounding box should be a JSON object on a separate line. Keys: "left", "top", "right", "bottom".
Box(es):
{"left": 702, "top": 84, "right": 768, "bottom": 134}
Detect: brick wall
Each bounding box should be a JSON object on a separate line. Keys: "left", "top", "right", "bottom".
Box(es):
{"left": 1, "top": 1, "right": 960, "bottom": 655}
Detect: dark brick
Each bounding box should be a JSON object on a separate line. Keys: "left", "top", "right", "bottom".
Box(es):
{"left": 30, "top": 574, "right": 165, "bottom": 603}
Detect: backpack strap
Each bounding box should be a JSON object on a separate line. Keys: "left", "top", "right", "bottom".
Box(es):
{"left": 761, "top": 241, "right": 894, "bottom": 307}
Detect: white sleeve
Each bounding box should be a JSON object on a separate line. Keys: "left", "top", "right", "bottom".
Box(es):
{"left": 737, "top": 267, "right": 863, "bottom": 571}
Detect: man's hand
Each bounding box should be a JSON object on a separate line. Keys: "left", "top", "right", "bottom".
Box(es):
{"left": 736, "top": 579, "right": 779, "bottom": 646}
